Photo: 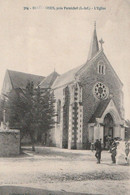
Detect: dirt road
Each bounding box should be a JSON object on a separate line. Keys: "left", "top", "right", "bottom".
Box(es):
{"left": 0, "top": 147, "right": 129, "bottom": 195}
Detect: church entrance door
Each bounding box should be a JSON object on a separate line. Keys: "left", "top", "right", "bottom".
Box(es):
{"left": 103, "top": 113, "right": 114, "bottom": 149}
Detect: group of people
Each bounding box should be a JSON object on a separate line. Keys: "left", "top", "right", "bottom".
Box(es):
{"left": 93, "top": 138, "right": 129, "bottom": 164}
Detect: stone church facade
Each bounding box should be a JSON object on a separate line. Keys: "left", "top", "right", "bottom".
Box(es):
{"left": 50, "top": 24, "right": 125, "bottom": 149}
{"left": 1, "top": 24, "right": 125, "bottom": 149}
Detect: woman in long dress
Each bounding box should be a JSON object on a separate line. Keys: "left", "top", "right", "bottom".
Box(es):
{"left": 116, "top": 140, "right": 127, "bottom": 165}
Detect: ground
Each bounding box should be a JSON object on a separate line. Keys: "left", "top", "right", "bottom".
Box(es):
{"left": 0, "top": 147, "right": 129, "bottom": 195}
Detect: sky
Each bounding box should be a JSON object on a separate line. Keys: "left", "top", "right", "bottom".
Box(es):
{"left": 0, "top": 0, "right": 130, "bottom": 119}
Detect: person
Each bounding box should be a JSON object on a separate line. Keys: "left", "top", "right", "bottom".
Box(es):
{"left": 104, "top": 135, "right": 107, "bottom": 149}
{"left": 125, "top": 141, "right": 129, "bottom": 161}
{"left": 90, "top": 142, "right": 95, "bottom": 152}
{"left": 111, "top": 140, "right": 117, "bottom": 163}
{"left": 107, "top": 135, "right": 112, "bottom": 152}
{"left": 94, "top": 139, "right": 102, "bottom": 164}
{"left": 116, "top": 140, "right": 126, "bottom": 165}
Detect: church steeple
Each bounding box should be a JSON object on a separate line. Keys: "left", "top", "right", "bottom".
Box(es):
{"left": 87, "top": 22, "right": 99, "bottom": 61}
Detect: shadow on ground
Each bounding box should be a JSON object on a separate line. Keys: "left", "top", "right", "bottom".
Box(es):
{"left": 23, "top": 146, "right": 92, "bottom": 159}
{"left": 0, "top": 186, "right": 102, "bottom": 195}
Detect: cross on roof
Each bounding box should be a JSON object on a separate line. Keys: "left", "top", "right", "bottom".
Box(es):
{"left": 99, "top": 38, "right": 104, "bottom": 50}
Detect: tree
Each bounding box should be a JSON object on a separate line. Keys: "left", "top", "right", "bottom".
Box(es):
{"left": 3, "top": 81, "right": 55, "bottom": 151}
{"left": 0, "top": 97, "right": 5, "bottom": 122}
{"left": 36, "top": 87, "right": 55, "bottom": 143}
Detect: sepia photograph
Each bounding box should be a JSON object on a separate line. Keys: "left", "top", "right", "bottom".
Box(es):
{"left": 0, "top": 0, "right": 129, "bottom": 195}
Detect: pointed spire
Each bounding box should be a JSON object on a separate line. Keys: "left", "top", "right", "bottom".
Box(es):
{"left": 87, "top": 22, "right": 99, "bottom": 61}
{"left": 94, "top": 21, "right": 96, "bottom": 30}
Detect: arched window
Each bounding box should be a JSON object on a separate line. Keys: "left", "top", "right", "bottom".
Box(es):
{"left": 102, "top": 65, "right": 104, "bottom": 74}
{"left": 57, "top": 99, "right": 61, "bottom": 124}
{"left": 98, "top": 60, "right": 105, "bottom": 75}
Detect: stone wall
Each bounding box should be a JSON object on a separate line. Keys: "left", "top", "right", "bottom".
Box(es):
{"left": 0, "top": 130, "right": 20, "bottom": 157}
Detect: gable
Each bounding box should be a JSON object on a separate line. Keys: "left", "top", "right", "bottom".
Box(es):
{"left": 52, "top": 65, "right": 83, "bottom": 89}
{"left": 71, "top": 51, "right": 123, "bottom": 103}
{"left": 99, "top": 99, "right": 123, "bottom": 124}
{"left": 89, "top": 99, "right": 123, "bottom": 125}
{"left": 76, "top": 50, "right": 123, "bottom": 87}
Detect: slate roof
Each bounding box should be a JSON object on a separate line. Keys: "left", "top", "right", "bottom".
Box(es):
{"left": 52, "top": 24, "right": 101, "bottom": 90}
{"left": 89, "top": 99, "right": 111, "bottom": 123}
{"left": 51, "top": 50, "right": 101, "bottom": 90}
{"left": 39, "top": 71, "right": 59, "bottom": 88}
{"left": 7, "top": 70, "right": 45, "bottom": 89}
{"left": 52, "top": 65, "right": 84, "bottom": 89}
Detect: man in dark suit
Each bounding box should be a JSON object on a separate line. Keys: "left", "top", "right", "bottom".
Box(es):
{"left": 94, "top": 139, "right": 102, "bottom": 164}
{"left": 111, "top": 140, "right": 117, "bottom": 163}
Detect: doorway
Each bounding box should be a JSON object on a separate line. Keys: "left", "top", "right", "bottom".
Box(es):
{"left": 103, "top": 113, "right": 114, "bottom": 148}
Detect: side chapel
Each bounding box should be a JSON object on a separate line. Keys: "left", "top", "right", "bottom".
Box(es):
{"left": 1, "top": 23, "right": 125, "bottom": 149}
{"left": 50, "top": 23, "right": 125, "bottom": 149}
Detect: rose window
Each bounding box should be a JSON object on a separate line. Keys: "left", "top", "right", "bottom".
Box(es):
{"left": 93, "top": 82, "right": 109, "bottom": 100}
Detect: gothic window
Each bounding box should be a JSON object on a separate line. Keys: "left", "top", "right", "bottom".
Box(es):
{"left": 98, "top": 60, "right": 105, "bottom": 75}
{"left": 57, "top": 99, "right": 61, "bottom": 124}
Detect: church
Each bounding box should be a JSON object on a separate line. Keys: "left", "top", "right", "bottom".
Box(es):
{"left": 1, "top": 23, "right": 125, "bottom": 149}
{"left": 49, "top": 23, "right": 125, "bottom": 149}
